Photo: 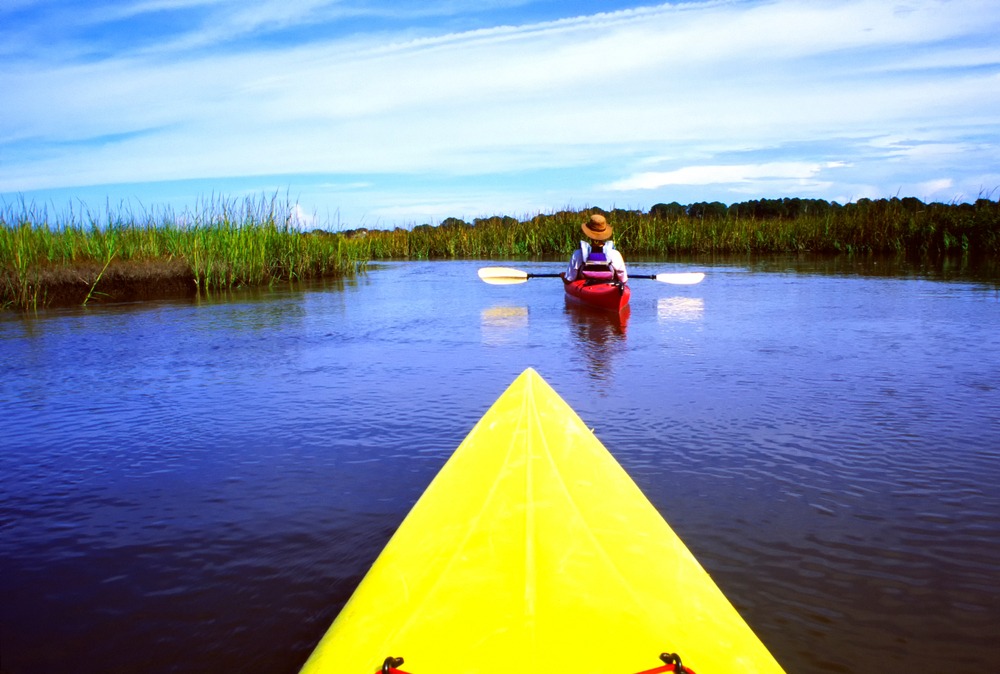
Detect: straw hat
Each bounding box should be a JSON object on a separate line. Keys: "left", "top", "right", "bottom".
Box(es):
{"left": 581, "top": 214, "right": 612, "bottom": 240}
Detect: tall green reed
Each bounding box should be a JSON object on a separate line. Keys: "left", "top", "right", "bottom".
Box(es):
{"left": 1, "top": 194, "right": 368, "bottom": 310}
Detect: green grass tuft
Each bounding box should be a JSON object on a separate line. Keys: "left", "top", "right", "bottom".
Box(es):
{"left": 1, "top": 195, "right": 369, "bottom": 310}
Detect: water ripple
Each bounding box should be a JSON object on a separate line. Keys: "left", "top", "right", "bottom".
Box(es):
{"left": 2, "top": 261, "right": 999, "bottom": 673}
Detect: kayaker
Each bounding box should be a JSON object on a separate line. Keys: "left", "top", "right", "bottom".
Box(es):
{"left": 563, "top": 214, "right": 628, "bottom": 284}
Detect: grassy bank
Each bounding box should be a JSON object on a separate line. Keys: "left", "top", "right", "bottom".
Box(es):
{"left": 1, "top": 196, "right": 367, "bottom": 311}
{"left": 4, "top": 195, "right": 998, "bottom": 311}
{"left": 342, "top": 196, "right": 1000, "bottom": 259}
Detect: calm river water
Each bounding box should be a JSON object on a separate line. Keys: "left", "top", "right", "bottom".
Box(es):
{"left": 2, "top": 257, "right": 999, "bottom": 673}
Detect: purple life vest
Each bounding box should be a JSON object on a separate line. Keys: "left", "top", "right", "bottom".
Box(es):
{"left": 580, "top": 241, "right": 616, "bottom": 281}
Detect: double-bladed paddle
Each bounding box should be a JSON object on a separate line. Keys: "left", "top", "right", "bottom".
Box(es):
{"left": 477, "top": 266, "right": 705, "bottom": 286}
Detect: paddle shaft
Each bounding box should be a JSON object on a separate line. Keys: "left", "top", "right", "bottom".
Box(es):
{"left": 478, "top": 266, "right": 704, "bottom": 286}
{"left": 527, "top": 273, "right": 658, "bottom": 280}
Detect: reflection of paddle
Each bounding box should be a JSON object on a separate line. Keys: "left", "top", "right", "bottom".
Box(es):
{"left": 477, "top": 266, "right": 705, "bottom": 285}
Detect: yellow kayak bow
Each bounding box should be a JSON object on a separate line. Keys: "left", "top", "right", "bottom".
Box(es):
{"left": 301, "top": 368, "right": 785, "bottom": 674}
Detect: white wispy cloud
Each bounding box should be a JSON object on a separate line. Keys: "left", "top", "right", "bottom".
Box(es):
{"left": 2, "top": 0, "right": 998, "bottom": 224}
{"left": 606, "top": 162, "right": 848, "bottom": 190}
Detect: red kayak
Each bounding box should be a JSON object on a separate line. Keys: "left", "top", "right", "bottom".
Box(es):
{"left": 563, "top": 278, "right": 630, "bottom": 312}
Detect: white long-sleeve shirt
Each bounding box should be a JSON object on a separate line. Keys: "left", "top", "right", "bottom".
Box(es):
{"left": 564, "top": 241, "right": 628, "bottom": 283}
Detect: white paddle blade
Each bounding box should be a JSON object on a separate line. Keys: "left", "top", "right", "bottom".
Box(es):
{"left": 478, "top": 267, "right": 530, "bottom": 285}
{"left": 653, "top": 272, "right": 705, "bottom": 285}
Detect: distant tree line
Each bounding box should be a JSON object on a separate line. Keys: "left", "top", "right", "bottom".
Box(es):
{"left": 647, "top": 196, "right": 980, "bottom": 221}
{"left": 333, "top": 195, "right": 999, "bottom": 258}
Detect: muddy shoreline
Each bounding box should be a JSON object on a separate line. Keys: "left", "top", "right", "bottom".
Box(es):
{"left": 4, "top": 259, "right": 202, "bottom": 308}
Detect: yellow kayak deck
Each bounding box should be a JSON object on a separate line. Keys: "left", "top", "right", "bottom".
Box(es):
{"left": 301, "top": 368, "right": 785, "bottom": 674}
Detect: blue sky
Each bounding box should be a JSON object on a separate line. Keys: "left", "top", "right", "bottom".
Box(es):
{"left": 2, "top": 0, "right": 999, "bottom": 229}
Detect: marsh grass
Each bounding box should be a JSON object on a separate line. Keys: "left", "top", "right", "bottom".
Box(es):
{"left": 342, "top": 196, "right": 1000, "bottom": 260}
{"left": 3, "top": 194, "right": 998, "bottom": 311}
{"left": 1, "top": 196, "right": 368, "bottom": 310}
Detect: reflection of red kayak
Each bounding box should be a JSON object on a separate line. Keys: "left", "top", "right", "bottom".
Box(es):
{"left": 564, "top": 279, "right": 630, "bottom": 313}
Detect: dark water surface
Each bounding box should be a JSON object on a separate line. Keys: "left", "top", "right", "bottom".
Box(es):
{"left": 2, "top": 258, "right": 999, "bottom": 673}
